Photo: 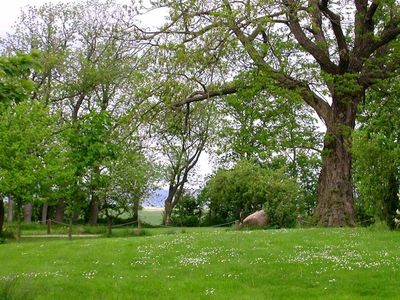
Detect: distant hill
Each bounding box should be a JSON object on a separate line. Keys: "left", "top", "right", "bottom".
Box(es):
{"left": 143, "top": 186, "right": 202, "bottom": 208}
{"left": 143, "top": 188, "right": 168, "bottom": 208}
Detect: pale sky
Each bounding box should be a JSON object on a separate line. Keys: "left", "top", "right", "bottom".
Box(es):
{"left": 0, "top": 0, "right": 75, "bottom": 38}
{"left": 0, "top": 0, "right": 167, "bottom": 38}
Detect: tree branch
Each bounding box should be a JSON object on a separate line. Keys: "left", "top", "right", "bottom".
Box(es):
{"left": 318, "top": 0, "right": 349, "bottom": 72}
{"left": 285, "top": 1, "right": 339, "bottom": 74}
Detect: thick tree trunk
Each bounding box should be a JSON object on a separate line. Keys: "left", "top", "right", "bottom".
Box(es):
{"left": 0, "top": 198, "right": 4, "bottom": 235}
{"left": 315, "top": 96, "right": 358, "bottom": 226}
{"left": 41, "top": 203, "right": 48, "bottom": 225}
{"left": 55, "top": 200, "right": 65, "bottom": 223}
{"left": 23, "top": 203, "right": 33, "bottom": 223}
{"left": 88, "top": 194, "right": 99, "bottom": 225}
{"left": 7, "top": 198, "right": 13, "bottom": 222}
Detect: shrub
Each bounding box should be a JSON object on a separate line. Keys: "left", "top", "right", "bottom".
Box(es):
{"left": 199, "top": 160, "right": 302, "bottom": 228}
{"left": 171, "top": 193, "right": 202, "bottom": 227}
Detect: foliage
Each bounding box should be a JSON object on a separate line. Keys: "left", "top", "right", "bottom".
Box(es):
{"left": 100, "top": 147, "right": 158, "bottom": 222}
{"left": 0, "top": 100, "right": 56, "bottom": 225}
{"left": 171, "top": 193, "right": 202, "bottom": 227}
{"left": 199, "top": 160, "right": 302, "bottom": 228}
{"left": 353, "top": 78, "right": 400, "bottom": 228}
{"left": 0, "top": 51, "right": 41, "bottom": 105}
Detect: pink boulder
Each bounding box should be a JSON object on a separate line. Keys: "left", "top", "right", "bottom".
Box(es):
{"left": 242, "top": 210, "right": 268, "bottom": 227}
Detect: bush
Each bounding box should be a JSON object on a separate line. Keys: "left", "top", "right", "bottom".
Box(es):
{"left": 0, "top": 229, "right": 15, "bottom": 243}
{"left": 199, "top": 161, "right": 302, "bottom": 228}
{"left": 171, "top": 193, "right": 202, "bottom": 227}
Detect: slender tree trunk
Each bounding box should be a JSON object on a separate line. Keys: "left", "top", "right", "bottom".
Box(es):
{"left": 55, "top": 199, "right": 65, "bottom": 223}
{"left": 88, "top": 194, "right": 99, "bottom": 225}
{"left": 68, "top": 216, "right": 73, "bottom": 240}
{"left": 315, "top": 96, "right": 358, "bottom": 226}
{"left": 7, "top": 198, "right": 13, "bottom": 222}
{"left": 0, "top": 198, "right": 4, "bottom": 235}
{"left": 23, "top": 203, "right": 33, "bottom": 223}
{"left": 133, "top": 199, "right": 139, "bottom": 222}
{"left": 383, "top": 170, "right": 400, "bottom": 230}
{"left": 164, "top": 199, "right": 173, "bottom": 226}
{"left": 72, "top": 211, "right": 80, "bottom": 223}
{"left": 41, "top": 203, "right": 48, "bottom": 225}
{"left": 16, "top": 203, "right": 22, "bottom": 241}
{"left": 107, "top": 216, "right": 112, "bottom": 237}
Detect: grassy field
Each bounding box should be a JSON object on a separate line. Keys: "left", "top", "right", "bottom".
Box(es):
{"left": 0, "top": 227, "right": 399, "bottom": 299}
{"left": 139, "top": 208, "right": 163, "bottom": 225}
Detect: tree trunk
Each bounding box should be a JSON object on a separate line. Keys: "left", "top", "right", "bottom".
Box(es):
{"left": 88, "top": 194, "right": 99, "bottom": 225}
{"left": 0, "top": 198, "right": 4, "bottom": 235}
{"left": 315, "top": 96, "right": 358, "bottom": 226}
{"left": 107, "top": 216, "right": 112, "bottom": 237}
{"left": 383, "top": 170, "right": 400, "bottom": 230}
{"left": 164, "top": 200, "right": 173, "bottom": 226}
{"left": 23, "top": 203, "right": 33, "bottom": 223}
{"left": 16, "top": 202, "right": 22, "bottom": 241}
{"left": 68, "top": 217, "right": 73, "bottom": 240}
{"left": 41, "top": 203, "right": 48, "bottom": 225}
{"left": 72, "top": 211, "right": 80, "bottom": 223}
{"left": 133, "top": 199, "right": 139, "bottom": 222}
{"left": 7, "top": 198, "right": 13, "bottom": 222}
{"left": 55, "top": 199, "right": 65, "bottom": 223}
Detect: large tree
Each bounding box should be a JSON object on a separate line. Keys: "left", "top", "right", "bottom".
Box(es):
{"left": 144, "top": 0, "right": 400, "bottom": 226}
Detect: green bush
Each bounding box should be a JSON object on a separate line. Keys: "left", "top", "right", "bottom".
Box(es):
{"left": 171, "top": 193, "right": 202, "bottom": 227}
{"left": 199, "top": 160, "right": 302, "bottom": 228}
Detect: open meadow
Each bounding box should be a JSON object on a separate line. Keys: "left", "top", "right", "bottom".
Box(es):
{"left": 1, "top": 227, "right": 399, "bottom": 299}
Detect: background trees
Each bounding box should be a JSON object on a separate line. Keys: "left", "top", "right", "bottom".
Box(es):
{"left": 1, "top": 0, "right": 156, "bottom": 226}
{"left": 0, "top": 51, "right": 58, "bottom": 238}
{"left": 0, "top": 0, "right": 399, "bottom": 231}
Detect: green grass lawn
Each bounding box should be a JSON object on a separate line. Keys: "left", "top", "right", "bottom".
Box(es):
{"left": 0, "top": 227, "right": 399, "bottom": 299}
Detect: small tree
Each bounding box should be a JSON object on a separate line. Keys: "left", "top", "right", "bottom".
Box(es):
{"left": 0, "top": 101, "right": 56, "bottom": 239}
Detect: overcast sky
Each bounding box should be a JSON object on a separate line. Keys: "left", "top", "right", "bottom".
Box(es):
{"left": 0, "top": 0, "right": 74, "bottom": 37}
{"left": 0, "top": 0, "right": 167, "bottom": 38}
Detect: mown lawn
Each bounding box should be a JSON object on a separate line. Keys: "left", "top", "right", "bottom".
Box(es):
{"left": 0, "top": 227, "right": 399, "bottom": 299}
